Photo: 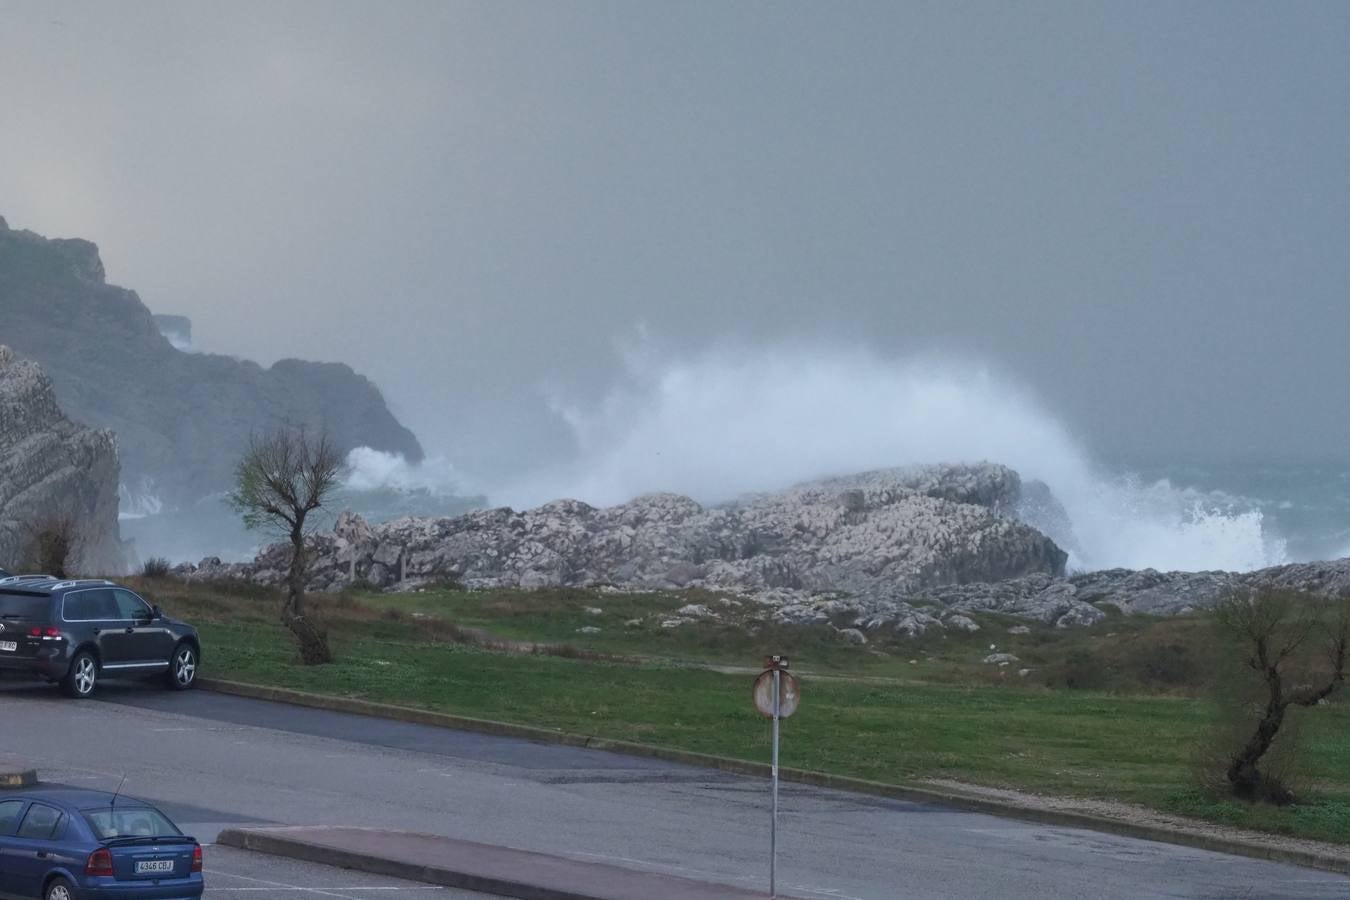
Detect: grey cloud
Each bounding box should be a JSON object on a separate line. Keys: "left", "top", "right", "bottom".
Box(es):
{"left": 2, "top": 0, "right": 1348, "bottom": 479}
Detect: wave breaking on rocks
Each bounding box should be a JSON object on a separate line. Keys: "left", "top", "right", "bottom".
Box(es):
{"left": 184, "top": 463, "right": 1060, "bottom": 591}
{"left": 178, "top": 461, "right": 1350, "bottom": 638}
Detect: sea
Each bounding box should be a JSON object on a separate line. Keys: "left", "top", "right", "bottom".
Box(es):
{"left": 1109, "top": 456, "right": 1350, "bottom": 569}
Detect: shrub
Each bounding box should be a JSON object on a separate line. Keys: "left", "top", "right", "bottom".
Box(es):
{"left": 141, "top": 557, "right": 172, "bottom": 578}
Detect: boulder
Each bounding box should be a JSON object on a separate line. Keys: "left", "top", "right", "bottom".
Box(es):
{"left": 334, "top": 510, "right": 374, "bottom": 547}
{"left": 945, "top": 614, "right": 980, "bottom": 633}
{"left": 676, "top": 604, "right": 714, "bottom": 619}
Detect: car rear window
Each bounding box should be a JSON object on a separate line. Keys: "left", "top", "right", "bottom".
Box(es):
{"left": 17, "top": 803, "right": 63, "bottom": 840}
{"left": 83, "top": 807, "right": 183, "bottom": 839}
{"left": 0, "top": 592, "right": 48, "bottom": 619}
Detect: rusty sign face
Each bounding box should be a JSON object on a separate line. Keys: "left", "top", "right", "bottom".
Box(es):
{"left": 753, "top": 669, "right": 800, "bottom": 718}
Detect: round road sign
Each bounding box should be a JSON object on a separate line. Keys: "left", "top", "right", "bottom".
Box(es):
{"left": 753, "top": 669, "right": 800, "bottom": 718}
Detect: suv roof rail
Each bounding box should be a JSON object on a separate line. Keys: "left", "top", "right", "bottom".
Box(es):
{"left": 49, "top": 578, "right": 114, "bottom": 591}
{"left": 0, "top": 574, "right": 58, "bottom": 584}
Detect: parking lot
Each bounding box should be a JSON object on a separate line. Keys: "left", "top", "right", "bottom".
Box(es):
{"left": 205, "top": 845, "right": 493, "bottom": 898}
{"left": 3, "top": 679, "right": 1348, "bottom": 899}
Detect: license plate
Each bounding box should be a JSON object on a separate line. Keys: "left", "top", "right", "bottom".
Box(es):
{"left": 136, "top": 859, "right": 174, "bottom": 874}
{"left": 0, "top": 641, "right": 15, "bottom": 652}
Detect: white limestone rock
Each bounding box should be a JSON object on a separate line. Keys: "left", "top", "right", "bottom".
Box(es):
{"left": 0, "top": 347, "right": 125, "bottom": 573}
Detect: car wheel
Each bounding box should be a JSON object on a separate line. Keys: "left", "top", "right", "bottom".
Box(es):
{"left": 61, "top": 651, "right": 98, "bottom": 698}
{"left": 45, "top": 876, "right": 76, "bottom": 900}
{"left": 166, "top": 642, "right": 198, "bottom": 691}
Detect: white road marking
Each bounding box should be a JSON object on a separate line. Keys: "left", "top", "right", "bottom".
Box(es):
{"left": 207, "top": 888, "right": 444, "bottom": 893}
{"left": 204, "top": 868, "right": 384, "bottom": 898}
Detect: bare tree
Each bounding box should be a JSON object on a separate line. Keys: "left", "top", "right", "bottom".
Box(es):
{"left": 229, "top": 426, "right": 342, "bottom": 664}
{"left": 1215, "top": 588, "right": 1348, "bottom": 804}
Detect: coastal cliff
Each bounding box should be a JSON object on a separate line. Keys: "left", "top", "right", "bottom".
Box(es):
{"left": 0, "top": 215, "right": 423, "bottom": 509}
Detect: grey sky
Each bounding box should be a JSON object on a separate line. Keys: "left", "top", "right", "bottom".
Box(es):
{"left": 3, "top": 1, "right": 1348, "bottom": 483}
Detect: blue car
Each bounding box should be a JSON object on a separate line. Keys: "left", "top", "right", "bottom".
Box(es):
{"left": 0, "top": 789, "right": 203, "bottom": 899}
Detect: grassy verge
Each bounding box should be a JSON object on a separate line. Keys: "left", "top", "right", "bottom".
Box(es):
{"left": 132, "top": 578, "right": 1350, "bottom": 845}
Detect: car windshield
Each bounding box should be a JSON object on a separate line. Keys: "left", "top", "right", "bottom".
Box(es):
{"left": 83, "top": 807, "right": 183, "bottom": 839}
{"left": 0, "top": 593, "right": 47, "bottom": 619}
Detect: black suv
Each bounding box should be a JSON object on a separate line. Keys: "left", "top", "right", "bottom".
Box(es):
{"left": 0, "top": 575, "right": 201, "bottom": 698}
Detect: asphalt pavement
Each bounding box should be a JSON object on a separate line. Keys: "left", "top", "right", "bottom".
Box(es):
{"left": 205, "top": 845, "right": 496, "bottom": 898}
{"left": 1, "top": 679, "right": 1348, "bottom": 899}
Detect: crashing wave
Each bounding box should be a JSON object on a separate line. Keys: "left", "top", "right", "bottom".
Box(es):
{"left": 493, "top": 345, "right": 1288, "bottom": 573}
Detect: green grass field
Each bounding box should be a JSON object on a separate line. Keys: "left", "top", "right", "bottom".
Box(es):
{"left": 131, "top": 577, "right": 1350, "bottom": 845}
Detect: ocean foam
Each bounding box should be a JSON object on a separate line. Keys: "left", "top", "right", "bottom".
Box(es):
{"left": 494, "top": 345, "right": 1287, "bottom": 573}
{"left": 341, "top": 447, "right": 467, "bottom": 496}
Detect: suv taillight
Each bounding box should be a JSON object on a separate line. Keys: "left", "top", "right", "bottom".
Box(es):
{"left": 191, "top": 844, "right": 203, "bottom": 872}
{"left": 27, "top": 627, "right": 59, "bottom": 638}
{"left": 86, "top": 847, "right": 114, "bottom": 876}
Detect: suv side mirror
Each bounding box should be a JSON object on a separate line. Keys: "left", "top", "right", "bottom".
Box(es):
{"left": 151, "top": 604, "right": 163, "bottom": 619}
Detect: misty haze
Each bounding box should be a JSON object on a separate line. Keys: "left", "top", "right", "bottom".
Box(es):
{"left": 3, "top": 5, "right": 1350, "bottom": 896}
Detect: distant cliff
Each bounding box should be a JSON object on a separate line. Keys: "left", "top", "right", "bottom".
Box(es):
{"left": 0, "top": 216, "right": 423, "bottom": 508}
{"left": 0, "top": 346, "right": 124, "bottom": 573}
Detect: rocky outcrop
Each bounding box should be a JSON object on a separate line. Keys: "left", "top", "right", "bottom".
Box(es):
{"left": 0, "top": 217, "right": 423, "bottom": 508}
{"left": 0, "top": 346, "right": 124, "bottom": 573}
{"left": 766, "top": 558, "right": 1350, "bottom": 636}
{"left": 182, "top": 463, "right": 1068, "bottom": 599}
{"left": 177, "top": 457, "right": 1350, "bottom": 637}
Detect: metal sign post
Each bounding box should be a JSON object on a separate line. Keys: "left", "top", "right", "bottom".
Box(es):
{"left": 771, "top": 666, "right": 780, "bottom": 898}
{"left": 753, "top": 655, "right": 799, "bottom": 899}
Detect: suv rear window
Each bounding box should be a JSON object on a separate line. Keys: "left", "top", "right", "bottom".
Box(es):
{"left": 0, "top": 593, "right": 48, "bottom": 619}
{"left": 83, "top": 807, "right": 183, "bottom": 839}
{"left": 64, "top": 589, "right": 118, "bottom": 621}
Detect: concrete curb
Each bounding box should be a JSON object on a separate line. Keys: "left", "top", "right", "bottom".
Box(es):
{"left": 199, "top": 678, "right": 1350, "bottom": 877}
{"left": 216, "top": 828, "right": 611, "bottom": 900}
{"left": 217, "top": 826, "right": 781, "bottom": 899}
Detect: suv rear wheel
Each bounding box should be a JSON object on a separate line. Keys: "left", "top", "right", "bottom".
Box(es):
{"left": 166, "top": 642, "right": 197, "bottom": 690}
{"left": 60, "top": 651, "right": 98, "bottom": 698}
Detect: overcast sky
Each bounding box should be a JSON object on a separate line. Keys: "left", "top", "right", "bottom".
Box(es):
{"left": 3, "top": 1, "right": 1349, "bottom": 483}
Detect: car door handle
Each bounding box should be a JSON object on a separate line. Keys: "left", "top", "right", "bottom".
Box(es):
{"left": 36, "top": 850, "right": 48, "bottom": 859}
{"left": 92, "top": 628, "right": 101, "bottom": 635}
{"left": 125, "top": 626, "right": 136, "bottom": 634}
